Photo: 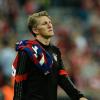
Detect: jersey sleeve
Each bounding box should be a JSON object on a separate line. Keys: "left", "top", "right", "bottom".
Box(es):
{"left": 57, "top": 48, "right": 69, "bottom": 77}
{"left": 57, "top": 48, "right": 85, "bottom": 100}
{"left": 13, "top": 51, "right": 28, "bottom": 100}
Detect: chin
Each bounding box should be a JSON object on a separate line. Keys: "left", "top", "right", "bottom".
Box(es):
{"left": 49, "top": 34, "right": 54, "bottom": 37}
{"left": 49, "top": 32, "right": 54, "bottom": 36}
{"left": 44, "top": 34, "right": 54, "bottom": 39}
{"left": 47, "top": 34, "right": 54, "bottom": 37}
{"left": 42, "top": 32, "right": 54, "bottom": 38}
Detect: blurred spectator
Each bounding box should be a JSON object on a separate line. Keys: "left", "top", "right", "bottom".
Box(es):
{"left": 0, "top": 65, "right": 13, "bottom": 100}
{"left": 0, "top": 38, "right": 16, "bottom": 78}
{"left": 90, "top": 27, "right": 100, "bottom": 63}
{"left": 23, "top": 0, "right": 39, "bottom": 15}
{"left": 0, "top": 18, "right": 10, "bottom": 37}
{"left": 0, "top": 66, "right": 5, "bottom": 100}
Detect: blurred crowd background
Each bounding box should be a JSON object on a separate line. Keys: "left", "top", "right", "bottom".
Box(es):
{"left": 0, "top": 0, "right": 100, "bottom": 100}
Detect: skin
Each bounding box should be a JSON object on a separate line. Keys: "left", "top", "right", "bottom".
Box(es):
{"left": 80, "top": 97, "right": 88, "bottom": 100}
{"left": 32, "top": 16, "right": 54, "bottom": 45}
{"left": 32, "top": 15, "right": 88, "bottom": 100}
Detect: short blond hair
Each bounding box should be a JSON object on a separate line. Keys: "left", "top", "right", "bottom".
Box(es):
{"left": 27, "top": 11, "right": 50, "bottom": 36}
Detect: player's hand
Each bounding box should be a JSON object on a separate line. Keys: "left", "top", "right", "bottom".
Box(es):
{"left": 79, "top": 97, "right": 88, "bottom": 100}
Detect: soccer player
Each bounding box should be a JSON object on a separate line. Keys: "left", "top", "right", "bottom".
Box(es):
{"left": 12, "top": 11, "right": 88, "bottom": 100}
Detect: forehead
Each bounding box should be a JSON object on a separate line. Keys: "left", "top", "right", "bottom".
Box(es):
{"left": 36, "top": 16, "right": 51, "bottom": 23}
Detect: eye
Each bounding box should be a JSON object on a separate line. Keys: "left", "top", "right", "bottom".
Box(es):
{"left": 49, "top": 20, "right": 52, "bottom": 24}
{"left": 41, "top": 20, "right": 52, "bottom": 25}
{"left": 42, "top": 21, "right": 47, "bottom": 25}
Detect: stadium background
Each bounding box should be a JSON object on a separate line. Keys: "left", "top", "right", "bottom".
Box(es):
{"left": 0, "top": 0, "right": 100, "bottom": 100}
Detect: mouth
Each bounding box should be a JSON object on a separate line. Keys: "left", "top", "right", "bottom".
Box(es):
{"left": 48, "top": 29, "right": 53, "bottom": 32}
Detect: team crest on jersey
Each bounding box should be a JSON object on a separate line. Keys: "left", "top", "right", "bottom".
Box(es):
{"left": 53, "top": 53, "right": 57, "bottom": 61}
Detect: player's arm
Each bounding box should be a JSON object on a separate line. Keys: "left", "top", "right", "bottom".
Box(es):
{"left": 58, "top": 74, "right": 87, "bottom": 100}
{"left": 13, "top": 51, "right": 28, "bottom": 100}
{"left": 57, "top": 49, "right": 87, "bottom": 100}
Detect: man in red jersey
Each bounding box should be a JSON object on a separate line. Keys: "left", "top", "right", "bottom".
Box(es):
{"left": 13, "top": 11, "right": 88, "bottom": 100}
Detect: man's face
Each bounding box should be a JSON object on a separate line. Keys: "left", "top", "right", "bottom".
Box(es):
{"left": 35, "top": 16, "right": 54, "bottom": 38}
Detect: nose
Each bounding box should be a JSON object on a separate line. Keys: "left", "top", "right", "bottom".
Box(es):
{"left": 48, "top": 23, "right": 52, "bottom": 28}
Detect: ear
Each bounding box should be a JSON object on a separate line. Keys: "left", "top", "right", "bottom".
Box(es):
{"left": 32, "top": 28, "right": 39, "bottom": 35}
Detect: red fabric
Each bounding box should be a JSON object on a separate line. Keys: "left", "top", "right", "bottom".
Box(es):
{"left": 59, "top": 69, "right": 69, "bottom": 77}
{"left": 15, "top": 73, "right": 28, "bottom": 82}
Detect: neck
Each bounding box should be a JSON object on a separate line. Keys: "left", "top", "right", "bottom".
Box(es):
{"left": 35, "top": 35, "right": 51, "bottom": 45}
